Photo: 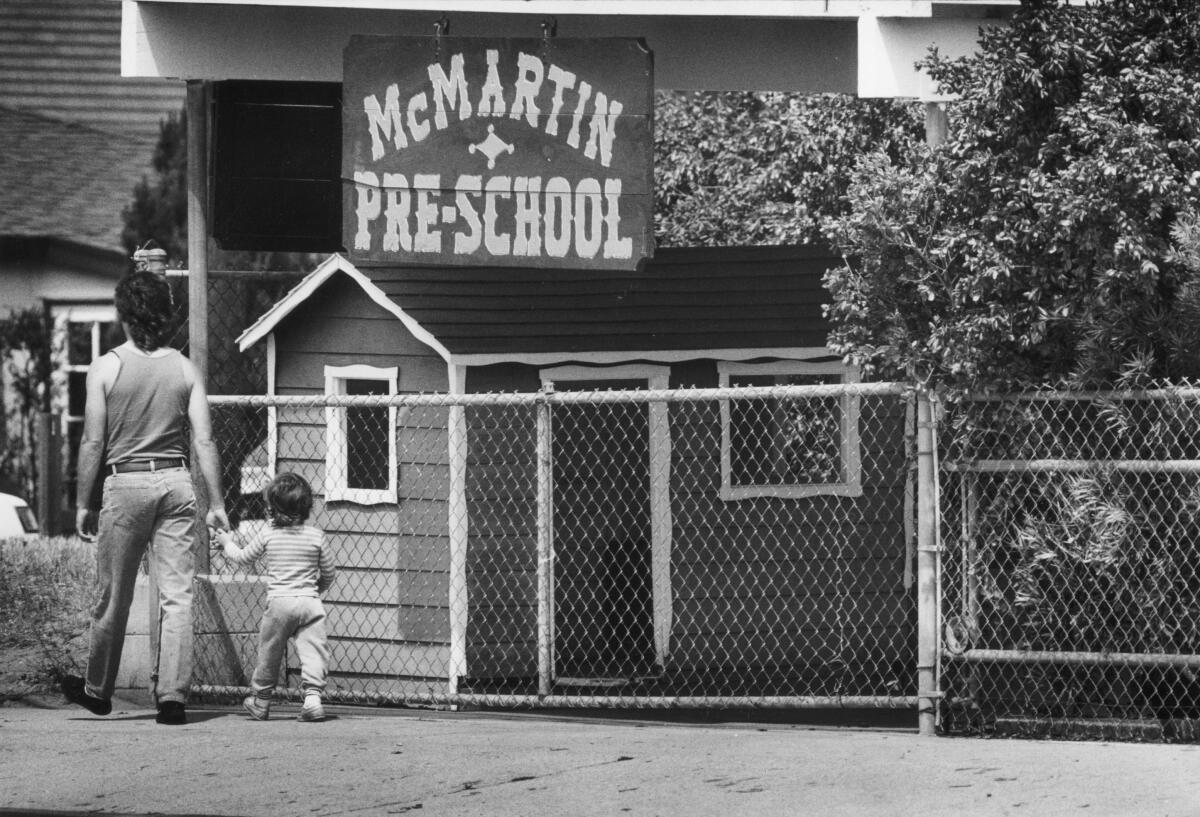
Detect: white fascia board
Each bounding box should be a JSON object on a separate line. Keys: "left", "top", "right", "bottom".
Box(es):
{"left": 124, "top": 1, "right": 921, "bottom": 17}
{"left": 235, "top": 254, "right": 345, "bottom": 352}
{"left": 235, "top": 254, "right": 452, "bottom": 364}
{"left": 450, "top": 347, "right": 836, "bottom": 368}
{"left": 858, "top": 13, "right": 1005, "bottom": 100}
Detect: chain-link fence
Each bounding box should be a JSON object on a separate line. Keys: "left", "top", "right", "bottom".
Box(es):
{"left": 193, "top": 382, "right": 916, "bottom": 709}
{"left": 938, "top": 391, "right": 1200, "bottom": 741}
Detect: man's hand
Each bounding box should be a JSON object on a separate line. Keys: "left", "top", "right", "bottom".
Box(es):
{"left": 76, "top": 508, "right": 98, "bottom": 542}
{"left": 206, "top": 506, "right": 231, "bottom": 532}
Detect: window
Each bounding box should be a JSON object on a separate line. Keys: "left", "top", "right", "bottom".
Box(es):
{"left": 325, "top": 364, "right": 397, "bottom": 504}
{"left": 718, "top": 360, "right": 862, "bottom": 500}
{"left": 52, "top": 306, "right": 125, "bottom": 508}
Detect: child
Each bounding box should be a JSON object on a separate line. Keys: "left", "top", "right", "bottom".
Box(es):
{"left": 214, "top": 471, "right": 336, "bottom": 722}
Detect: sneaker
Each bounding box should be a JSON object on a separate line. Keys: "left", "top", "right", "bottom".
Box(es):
{"left": 60, "top": 675, "right": 112, "bottom": 716}
{"left": 242, "top": 695, "right": 270, "bottom": 721}
{"left": 155, "top": 701, "right": 187, "bottom": 725}
{"left": 298, "top": 695, "right": 325, "bottom": 722}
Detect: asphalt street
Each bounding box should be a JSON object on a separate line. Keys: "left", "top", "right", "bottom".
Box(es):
{"left": 2, "top": 697, "right": 1198, "bottom": 817}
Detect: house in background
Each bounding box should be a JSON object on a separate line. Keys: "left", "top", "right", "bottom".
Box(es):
{"left": 0, "top": 0, "right": 184, "bottom": 519}
{"left": 233, "top": 246, "right": 911, "bottom": 695}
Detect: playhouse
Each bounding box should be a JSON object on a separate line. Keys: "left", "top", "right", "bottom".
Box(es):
{"left": 231, "top": 245, "right": 910, "bottom": 694}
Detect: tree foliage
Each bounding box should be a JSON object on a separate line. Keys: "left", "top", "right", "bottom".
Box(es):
{"left": 0, "top": 308, "right": 52, "bottom": 501}
{"left": 121, "top": 108, "right": 188, "bottom": 262}
{"left": 654, "top": 90, "right": 923, "bottom": 247}
{"left": 824, "top": 0, "right": 1200, "bottom": 393}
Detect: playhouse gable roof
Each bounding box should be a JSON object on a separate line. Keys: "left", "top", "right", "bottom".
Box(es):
{"left": 238, "top": 245, "right": 836, "bottom": 365}
{"left": 236, "top": 253, "right": 452, "bottom": 361}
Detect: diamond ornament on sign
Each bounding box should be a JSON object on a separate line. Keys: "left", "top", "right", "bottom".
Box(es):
{"left": 469, "top": 124, "right": 516, "bottom": 170}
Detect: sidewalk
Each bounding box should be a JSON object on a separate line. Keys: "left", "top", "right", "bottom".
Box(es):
{"left": 2, "top": 696, "right": 1198, "bottom": 817}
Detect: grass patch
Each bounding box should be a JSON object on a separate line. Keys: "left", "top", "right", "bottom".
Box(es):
{"left": 0, "top": 536, "right": 94, "bottom": 700}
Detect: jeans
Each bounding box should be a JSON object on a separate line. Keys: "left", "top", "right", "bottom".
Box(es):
{"left": 86, "top": 469, "right": 196, "bottom": 704}
{"left": 251, "top": 596, "right": 329, "bottom": 698}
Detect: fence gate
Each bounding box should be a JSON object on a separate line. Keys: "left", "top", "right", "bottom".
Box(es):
{"left": 938, "top": 391, "right": 1200, "bottom": 742}
{"left": 195, "top": 383, "right": 919, "bottom": 713}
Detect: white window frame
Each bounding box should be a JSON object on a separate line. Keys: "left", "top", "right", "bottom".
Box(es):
{"left": 717, "top": 360, "right": 862, "bottom": 501}
{"left": 51, "top": 303, "right": 119, "bottom": 428}
{"left": 324, "top": 363, "right": 398, "bottom": 504}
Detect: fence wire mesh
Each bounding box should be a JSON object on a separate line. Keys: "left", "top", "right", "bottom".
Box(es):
{"left": 194, "top": 383, "right": 915, "bottom": 709}
{"left": 938, "top": 391, "right": 1200, "bottom": 742}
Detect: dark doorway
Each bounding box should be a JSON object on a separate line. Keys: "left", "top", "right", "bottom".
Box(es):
{"left": 551, "top": 380, "right": 656, "bottom": 680}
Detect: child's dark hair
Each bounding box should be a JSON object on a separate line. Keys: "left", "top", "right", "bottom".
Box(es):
{"left": 264, "top": 472, "right": 313, "bottom": 527}
{"left": 115, "top": 271, "right": 174, "bottom": 351}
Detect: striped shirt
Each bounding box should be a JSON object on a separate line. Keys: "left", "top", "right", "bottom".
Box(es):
{"left": 221, "top": 524, "right": 336, "bottom": 599}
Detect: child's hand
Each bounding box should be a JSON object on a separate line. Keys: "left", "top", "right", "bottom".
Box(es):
{"left": 210, "top": 528, "right": 233, "bottom": 551}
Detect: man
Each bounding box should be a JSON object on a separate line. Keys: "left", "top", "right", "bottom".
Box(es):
{"left": 62, "top": 253, "right": 229, "bottom": 725}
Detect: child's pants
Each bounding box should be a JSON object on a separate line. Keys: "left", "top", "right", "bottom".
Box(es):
{"left": 251, "top": 596, "right": 329, "bottom": 697}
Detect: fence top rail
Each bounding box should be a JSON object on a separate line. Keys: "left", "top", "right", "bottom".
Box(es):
{"left": 944, "top": 458, "right": 1200, "bottom": 474}
{"left": 209, "top": 381, "right": 908, "bottom": 408}
{"left": 963, "top": 388, "right": 1200, "bottom": 403}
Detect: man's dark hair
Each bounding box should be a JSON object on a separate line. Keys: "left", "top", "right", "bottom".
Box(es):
{"left": 264, "top": 471, "right": 313, "bottom": 527}
{"left": 114, "top": 271, "right": 174, "bottom": 351}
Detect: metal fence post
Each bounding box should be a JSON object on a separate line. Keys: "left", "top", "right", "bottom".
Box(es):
{"left": 535, "top": 381, "right": 555, "bottom": 697}
{"left": 916, "top": 391, "right": 940, "bottom": 736}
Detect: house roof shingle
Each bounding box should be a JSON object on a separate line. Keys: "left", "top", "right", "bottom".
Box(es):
{"left": 0, "top": 105, "right": 157, "bottom": 252}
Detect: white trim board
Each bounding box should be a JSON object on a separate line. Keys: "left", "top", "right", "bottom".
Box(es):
{"left": 453, "top": 347, "right": 837, "bottom": 368}
{"left": 236, "top": 254, "right": 452, "bottom": 363}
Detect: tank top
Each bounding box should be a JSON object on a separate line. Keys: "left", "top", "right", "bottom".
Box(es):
{"left": 104, "top": 346, "right": 191, "bottom": 465}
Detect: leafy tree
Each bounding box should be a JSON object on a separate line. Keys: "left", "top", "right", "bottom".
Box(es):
{"left": 824, "top": 0, "right": 1200, "bottom": 394}
{"left": 121, "top": 108, "right": 188, "bottom": 262}
{"left": 654, "top": 90, "right": 924, "bottom": 247}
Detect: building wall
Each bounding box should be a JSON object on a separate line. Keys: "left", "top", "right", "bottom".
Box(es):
{"left": 461, "top": 364, "right": 542, "bottom": 680}
{"left": 667, "top": 362, "right": 911, "bottom": 679}
{"left": 460, "top": 360, "right": 912, "bottom": 686}
{"left": 272, "top": 275, "right": 452, "bottom": 682}
{"left": 0, "top": 0, "right": 184, "bottom": 141}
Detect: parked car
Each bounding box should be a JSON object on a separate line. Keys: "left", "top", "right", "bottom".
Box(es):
{"left": 0, "top": 493, "right": 40, "bottom": 541}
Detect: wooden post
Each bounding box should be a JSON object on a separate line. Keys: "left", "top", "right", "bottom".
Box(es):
{"left": 187, "top": 80, "right": 211, "bottom": 573}
{"left": 916, "top": 393, "right": 939, "bottom": 736}
{"left": 535, "top": 381, "right": 555, "bottom": 696}
{"left": 35, "top": 412, "right": 59, "bottom": 537}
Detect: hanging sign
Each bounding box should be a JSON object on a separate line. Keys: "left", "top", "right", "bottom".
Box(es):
{"left": 343, "top": 35, "right": 654, "bottom": 270}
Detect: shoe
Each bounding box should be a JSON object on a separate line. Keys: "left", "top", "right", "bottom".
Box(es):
{"left": 298, "top": 695, "right": 325, "bottom": 722}
{"left": 155, "top": 701, "right": 187, "bottom": 725}
{"left": 61, "top": 675, "right": 112, "bottom": 716}
{"left": 242, "top": 695, "right": 270, "bottom": 721}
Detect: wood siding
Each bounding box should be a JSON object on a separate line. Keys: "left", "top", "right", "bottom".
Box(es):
{"left": 273, "top": 274, "right": 451, "bottom": 681}
{"left": 462, "top": 365, "right": 542, "bottom": 680}
{"left": 0, "top": 0, "right": 184, "bottom": 140}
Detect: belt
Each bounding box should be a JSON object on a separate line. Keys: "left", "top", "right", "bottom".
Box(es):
{"left": 110, "top": 458, "right": 188, "bottom": 475}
